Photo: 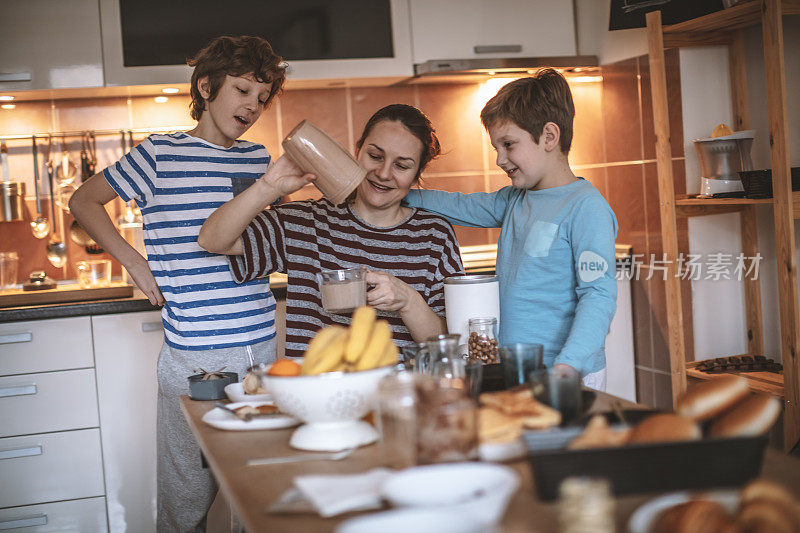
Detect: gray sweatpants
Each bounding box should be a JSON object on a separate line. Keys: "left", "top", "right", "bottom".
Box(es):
{"left": 156, "top": 338, "right": 276, "bottom": 532}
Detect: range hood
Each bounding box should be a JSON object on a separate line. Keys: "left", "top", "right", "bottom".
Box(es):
{"left": 414, "top": 55, "right": 599, "bottom": 78}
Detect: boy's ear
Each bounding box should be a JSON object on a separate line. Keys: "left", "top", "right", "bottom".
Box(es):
{"left": 541, "top": 122, "right": 561, "bottom": 152}
{"left": 196, "top": 76, "right": 211, "bottom": 100}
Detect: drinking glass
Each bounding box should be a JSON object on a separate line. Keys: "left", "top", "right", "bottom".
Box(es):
{"left": 76, "top": 259, "right": 111, "bottom": 288}
{"left": 376, "top": 371, "right": 418, "bottom": 469}
{"left": 530, "top": 366, "right": 583, "bottom": 424}
{"left": 0, "top": 252, "right": 18, "bottom": 291}
{"left": 415, "top": 376, "right": 478, "bottom": 464}
{"left": 315, "top": 267, "right": 366, "bottom": 313}
{"left": 499, "top": 343, "right": 544, "bottom": 388}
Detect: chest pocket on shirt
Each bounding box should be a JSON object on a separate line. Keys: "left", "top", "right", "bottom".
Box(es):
{"left": 523, "top": 221, "right": 559, "bottom": 258}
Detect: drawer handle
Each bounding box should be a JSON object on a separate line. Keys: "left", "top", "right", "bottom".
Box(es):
{"left": 0, "top": 445, "right": 42, "bottom": 460}
{"left": 141, "top": 321, "right": 163, "bottom": 333}
{"left": 0, "top": 384, "right": 36, "bottom": 398}
{"left": 0, "top": 514, "right": 47, "bottom": 530}
{"left": 0, "top": 72, "right": 32, "bottom": 82}
{"left": 0, "top": 333, "right": 33, "bottom": 345}
{"left": 473, "top": 44, "right": 522, "bottom": 54}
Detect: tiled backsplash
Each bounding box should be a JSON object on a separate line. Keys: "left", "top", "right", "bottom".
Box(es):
{"left": 0, "top": 59, "right": 689, "bottom": 407}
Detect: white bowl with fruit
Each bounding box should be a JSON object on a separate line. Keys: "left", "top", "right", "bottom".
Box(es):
{"left": 262, "top": 307, "right": 398, "bottom": 451}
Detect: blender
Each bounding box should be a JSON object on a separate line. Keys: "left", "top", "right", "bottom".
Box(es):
{"left": 693, "top": 130, "right": 755, "bottom": 196}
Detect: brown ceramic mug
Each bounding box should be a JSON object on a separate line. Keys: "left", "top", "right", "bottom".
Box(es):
{"left": 282, "top": 120, "right": 367, "bottom": 205}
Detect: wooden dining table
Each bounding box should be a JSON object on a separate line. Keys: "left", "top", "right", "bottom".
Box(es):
{"left": 181, "top": 392, "right": 800, "bottom": 532}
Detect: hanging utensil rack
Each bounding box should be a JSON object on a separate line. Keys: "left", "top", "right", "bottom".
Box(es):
{"left": 0, "top": 125, "right": 196, "bottom": 142}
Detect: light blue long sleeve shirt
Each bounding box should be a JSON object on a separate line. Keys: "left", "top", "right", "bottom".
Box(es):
{"left": 405, "top": 178, "right": 618, "bottom": 375}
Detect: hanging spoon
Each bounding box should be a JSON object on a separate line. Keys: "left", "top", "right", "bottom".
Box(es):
{"left": 45, "top": 135, "right": 67, "bottom": 268}
{"left": 55, "top": 135, "right": 77, "bottom": 186}
{"left": 29, "top": 135, "right": 50, "bottom": 239}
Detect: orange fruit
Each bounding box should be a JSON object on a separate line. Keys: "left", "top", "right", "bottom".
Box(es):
{"left": 267, "top": 358, "right": 302, "bottom": 377}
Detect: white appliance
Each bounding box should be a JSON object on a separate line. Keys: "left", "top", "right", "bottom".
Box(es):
{"left": 444, "top": 275, "right": 500, "bottom": 346}
{"left": 694, "top": 130, "right": 755, "bottom": 195}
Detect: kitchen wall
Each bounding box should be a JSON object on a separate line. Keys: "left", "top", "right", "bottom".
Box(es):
{"left": 0, "top": 79, "right": 609, "bottom": 280}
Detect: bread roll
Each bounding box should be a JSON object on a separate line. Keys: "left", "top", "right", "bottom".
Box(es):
{"left": 568, "top": 415, "right": 630, "bottom": 450}
{"left": 738, "top": 480, "right": 800, "bottom": 533}
{"left": 676, "top": 375, "right": 750, "bottom": 421}
{"left": 738, "top": 499, "right": 798, "bottom": 533}
{"left": 628, "top": 413, "right": 701, "bottom": 444}
{"left": 651, "top": 500, "right": 737, "bottom": 533}
{"left": 709, "top": 394, "right": 781, "bottom": 438}
{"left": 478, "top": 407, "right": 523, "bottom": 444}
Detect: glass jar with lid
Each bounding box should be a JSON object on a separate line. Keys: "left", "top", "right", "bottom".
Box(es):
{"left": 468, "top": 317, "right": 499, "bottom": 363}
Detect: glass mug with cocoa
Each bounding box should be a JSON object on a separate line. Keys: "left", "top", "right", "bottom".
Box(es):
{"left": 316, "top": 267, "right": 367, "bottom": 314}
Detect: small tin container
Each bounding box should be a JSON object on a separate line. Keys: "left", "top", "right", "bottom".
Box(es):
{"left": 188, "top": 372, "right": 238, "bottom": 401}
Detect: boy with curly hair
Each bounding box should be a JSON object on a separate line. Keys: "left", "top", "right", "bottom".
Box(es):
{"left": 70, "top": 35, "right": 308, "bottom": 530}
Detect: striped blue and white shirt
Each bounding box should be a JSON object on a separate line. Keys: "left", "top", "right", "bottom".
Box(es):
{"left": 103, "top": 132, "right": 276, "bottom": 351}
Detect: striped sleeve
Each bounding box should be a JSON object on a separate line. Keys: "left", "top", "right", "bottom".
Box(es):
{"left": 102, "top": 135, "right": 158, "bottom": 206}
{"left": 229, "top": 208, "right": 287, "bottom": 282}
{"left": 427, "top": 216, "right": 465, "bottom": 315}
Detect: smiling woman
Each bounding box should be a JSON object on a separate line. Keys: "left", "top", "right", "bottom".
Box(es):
{"left": 198, "top": 104, "right": 465, "bottom": 356}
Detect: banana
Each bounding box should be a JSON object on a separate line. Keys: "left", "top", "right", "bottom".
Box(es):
{"left": 355, "top": 320, "right": 393, "bottom": 371}
{"left": 378, "top": 339, "right": 399, "bottom": 367}
{"left": 344, "top": 306, "right": 376, "bottom": 363}
{"left": 302, "top": 326, "right": 347, "bottom": 375}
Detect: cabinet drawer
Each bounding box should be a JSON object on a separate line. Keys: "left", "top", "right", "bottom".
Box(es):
{"left": 0, "top": 317, "right": 93, "bottom": 376}
{"left": 0, "top": 497, "right": 107, "bottom": 532}
{"left": 0, "top": 369, "right": 99, "bottom": 438}
{"left": 0, "top": 429, "right": 105, "bottom": 508}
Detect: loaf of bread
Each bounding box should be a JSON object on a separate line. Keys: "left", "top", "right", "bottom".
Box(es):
{"left": 676, "top": 375, "right": 750, "bottom": 421}
{"left": 627, "top": 413, "right": 701, "bottom": 444}
{"left": 709, "top": 393, "right": 781, "bottom": 438}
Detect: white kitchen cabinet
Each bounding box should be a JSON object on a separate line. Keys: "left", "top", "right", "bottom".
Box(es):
{"left": 99, "top": 0, "right": 412, "bottom": 87}
{"left": 0, "top": 0, "right": 104, "bottom": 91}
{"left": 92, "top": 311, "right": 163, "bottom": 533}
{"left": 0, "top": 316, "right": 93, "bottom": 376}
{"left": 0, "top": 429, "right": 105, "bottom": 509}
{"left": 0, "top": 498, "right": 108, "bottom": 532}
{"left": 410, "top": 0, "right": 577, "bottom": 64}
{"left": 0, "top": 369, "right": 99, "bottom": 438}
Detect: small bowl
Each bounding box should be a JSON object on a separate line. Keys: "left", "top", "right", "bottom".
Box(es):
{"left": 188, "top": 372, "right": 238, "bottom": 400}
{"left": 381, "top": 462, "right": 520, "bottom": 526}
{"left": 224, "top": 382, "right": 272, "bottom": 403}
{"left": 262, "top": 365, "right": 394, "bottom": 451}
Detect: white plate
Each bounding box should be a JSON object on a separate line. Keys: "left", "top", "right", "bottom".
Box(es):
{"left": 224, "top": 382, "right": 272, "bottom": 403}
{"left": 478, "top": 438, "right": 526, "bottom": 462}
{"left": 201, "top": 401, "right": 297, "bottom": 431}
{"left": 627, "top": 490, "right": 739, "bottom": 533}
{"left": 335, "top": 508, "right": 484, "bottom": 533}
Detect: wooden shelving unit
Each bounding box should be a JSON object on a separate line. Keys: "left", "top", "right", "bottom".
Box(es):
{"left": 646, "top": 0, "right": 799, "bottom": 451}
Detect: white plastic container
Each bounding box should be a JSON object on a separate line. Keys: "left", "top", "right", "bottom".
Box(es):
{"left": 443, "top": 275, "right": 500, "bottom": 346}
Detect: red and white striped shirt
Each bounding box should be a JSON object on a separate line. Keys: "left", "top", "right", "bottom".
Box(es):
{"left": 229, "top": 200, "right": 464, "bottom": 357}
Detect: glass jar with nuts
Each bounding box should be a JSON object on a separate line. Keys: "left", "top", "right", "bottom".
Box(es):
{"left": 467, "top": 317, "right": 499, "bottom": 364}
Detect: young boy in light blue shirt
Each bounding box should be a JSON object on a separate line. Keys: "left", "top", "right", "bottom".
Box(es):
{"left": 404, "top": 69, "right": 617, "bottom": 389}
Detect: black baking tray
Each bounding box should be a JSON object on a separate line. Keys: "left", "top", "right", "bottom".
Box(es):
{"left": 524, "top": 431, "right": 767, "bottom": 500}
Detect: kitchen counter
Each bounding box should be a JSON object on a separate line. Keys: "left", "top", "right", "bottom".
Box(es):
{"left": 0, "top": 274, "right": 289, "bottom": 323}
{"left": 180, "top": 392, "right": 800, "bottom": 532}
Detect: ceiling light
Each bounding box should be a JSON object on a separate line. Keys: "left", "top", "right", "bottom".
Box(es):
{"left": 154, "top": 96, "right": 169, "bottom": 103}
{"left": 161, "top": 87, "right": 179, "bottom": 94}
{"left": 0, "top": 96, "right": 14, "bottom": 101}
{"left": 569, "top": 76, "right": 603, "bottom": 83}
{"left": 1, "top": 104, "right": 15, "bottom": 109}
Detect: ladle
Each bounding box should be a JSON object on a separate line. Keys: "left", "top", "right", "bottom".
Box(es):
{"left": 29, "top": 136, "right": 50, "bottom": 239}
{"left": 45, "top": 135, "right": 67, "bottom": 268}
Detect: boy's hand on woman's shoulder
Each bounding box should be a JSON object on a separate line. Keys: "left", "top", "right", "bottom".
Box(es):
{"left": 260, "top": 154, "right": 316, "bottom": 197}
